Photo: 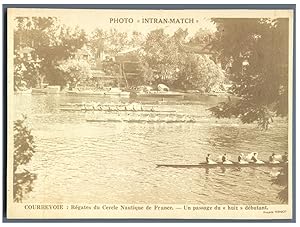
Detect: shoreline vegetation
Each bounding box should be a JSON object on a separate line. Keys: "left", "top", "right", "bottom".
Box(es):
{"left": 12, "top": 16, "right": 289, "bottom": 203}
{"left": 13, "top": 115, "right": 36, "bottom": 202}
{"left": 13, "top": 17, "right": 288, "bottom": 129}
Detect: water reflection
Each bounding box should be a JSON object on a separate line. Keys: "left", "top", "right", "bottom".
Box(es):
{"left": 13, "top": 94, "right": 288, "bottom": 204}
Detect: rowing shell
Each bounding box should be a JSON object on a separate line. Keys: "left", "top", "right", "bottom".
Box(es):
{"left": 60, "top": 108, "right": 176, "bottom": 113}
{"left": 156, "top": 162, "right": 288, "bottom": 168}
{"left": 86, "top": 119, "right": 196, "bottom": 123}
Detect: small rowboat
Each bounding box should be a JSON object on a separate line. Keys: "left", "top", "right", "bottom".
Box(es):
{"left": 156, "top": 162, "right": 288, "bottom": 168}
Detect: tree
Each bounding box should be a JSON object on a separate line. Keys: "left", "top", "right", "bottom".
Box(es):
{"left": 13, "top": 115, "right": 36, "bottom": 202}
{"left": 57, "top": 58, "right": 92, "bottom": 89}
{"left": 140, "top": 28, "right": 225, "bottom": 90}
{"left": 14, "top": 17, "right": 87, "bottom": 87}
{"left": 13, "top": 50, "right": 41, "bottom": 90}
{"left": 89, "top": 28, "right": 131, "bottom": 57}
{"left": 209, "top": 18, "right": 289, "bottom": 129}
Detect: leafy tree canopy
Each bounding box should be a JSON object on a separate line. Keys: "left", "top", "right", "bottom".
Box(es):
{"left": 209, "top": 18, "right": 289, "bottom": 129}
{"left": 14, "top": 17, "right": 87, "bottom": 88}
{"left": 139, "top": 28, "right": 225, "bottom": 91}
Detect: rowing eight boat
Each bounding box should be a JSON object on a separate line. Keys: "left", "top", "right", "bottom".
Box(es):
{"left": 86, "top": 119, "right": 196, "bottom": 123}
{"left": 156, "top": 162, "right": 288, "bottom": 168}
{"left": 60, "top": 108, "right": 176, "bottom": 113}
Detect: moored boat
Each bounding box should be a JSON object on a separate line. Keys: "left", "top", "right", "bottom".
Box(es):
{"left": 104, "top": 87, "right": 131, "bottom": 97}
{"left": 66, "top": 90, "right": 106, "bottom": 96}
{"left": 135, "top": 91, "right": 185, "bottom": 98}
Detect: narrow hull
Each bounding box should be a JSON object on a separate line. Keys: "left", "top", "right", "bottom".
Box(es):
{"left": 86, "top": 119, "right": 196, "bottom": 123}
{"left": 156, "top": 162, "right": 288, "bottom": 168}
{"left": 104, "top": 92, "right": 131, "bottom": 97}
{"left": 66, "top": 91, "right": 106, "bottom": 96}
{"left": 60, "top": 108, "right": 175, "bottom": 113}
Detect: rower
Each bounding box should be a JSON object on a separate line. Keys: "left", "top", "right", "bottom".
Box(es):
{"left": 97, "top": 104, "right": 103, "bottom": 111}
{"left": 172, "top": 115, "right": 177, "bottom": 122}
{"left": 250, "top": 153, "right": 258, "bottom": 163}
{"left": 165, "top": 115, "right": 171, "bottom": 122}
{"left": 222, "top": 153, "right": 233, "bottom": 164}
{"left": 238, "top": 153, "right": 248, "bottom": 164}
{"left": 269, "top": 153, "right": 280, "bottom": 164}
{"left": 206, "top": 154, "right": 217, "bottom": 164}
{"left": 282, "top": 152, "right": 288, "bottom": 163}
{"left": 145, "top": 115, "right": 150, "bottom": 122}
{"left": 82, "top": 103, "right": 88, "bottom": 112}
{"left": 250, "top": 152, "right": 264, "bottom": 164}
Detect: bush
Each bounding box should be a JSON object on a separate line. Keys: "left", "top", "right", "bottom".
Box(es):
{"left": 13, "top": 115, "right": 37, "bottom": 202}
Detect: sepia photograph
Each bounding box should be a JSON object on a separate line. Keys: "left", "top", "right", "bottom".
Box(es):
{"left": 4, "top": 6, "right": 295, "bottom": 220}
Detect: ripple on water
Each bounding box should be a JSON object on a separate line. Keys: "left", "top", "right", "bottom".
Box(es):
{"left": 15, "top": 95, "right": 288, "bottom": 204}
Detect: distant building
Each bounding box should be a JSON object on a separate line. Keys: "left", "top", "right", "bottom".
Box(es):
{"left": 114, "top": 47, "right": 142, "bottom": 87}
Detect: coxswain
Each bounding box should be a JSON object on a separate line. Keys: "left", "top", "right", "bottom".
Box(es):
{"left": 206, "top": 154, "right": 217, "bottom": 164}
{"left": 222, "top": 153, "right": 233, "bottom": 164}
{"left": 282, "top": 152, "right": 288, "bottom": 163}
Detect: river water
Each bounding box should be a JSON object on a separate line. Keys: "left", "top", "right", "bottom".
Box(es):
{"left": 13, "top": 94, "right": 288, "bottom": 205}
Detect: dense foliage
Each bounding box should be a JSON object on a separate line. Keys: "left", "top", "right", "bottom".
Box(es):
{"left": 140, "top": 28, "right": 225, "bottom": 90}
{"left": 209, "top": 19, "right": 289, "bottom": 129}
{"left": 14, "top": 17, "right": 290, "bottom": 127}
{"left": 57, "top": 59, "right": 92, "bottom": 89}
{"left": 14, "top": 17, "right": 87, "bottom": 89}
{"left": 13, "top": 115, "right": 36, "bottom": 202}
